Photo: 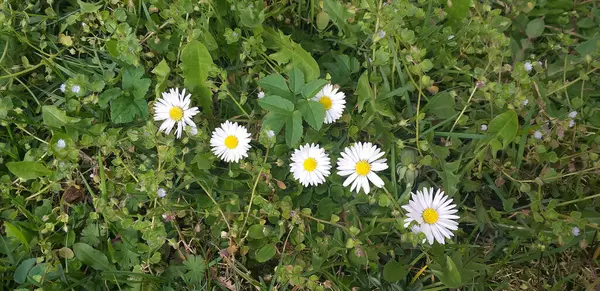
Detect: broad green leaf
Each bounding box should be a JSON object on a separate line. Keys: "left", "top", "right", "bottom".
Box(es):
{"left": 239, "top": 6, "right": 265, "bottom": 28}
{"left": 255, "top": 244, "right": 276, "bottom": 263}
{"left": 439, "top": 161, "right": 460, "bottom": 197}
{"left": 122, "top": 67, "right": 150, "bottom": 100}
{"left": 424, "top": 92, "right": 456, "bottom": 119}
{"left": 289, "top": 67, "right": 305, "bottom": 94}
{"left": 442, "top": 256, "right": 462, "bottom": 288}
{"left": 14, "top": 258, "right": 36, "bottom": 284}
{"left": 73, "top": 243, "right": 114, "bottom": 271}
{"left": 383, "top": 259, "right": 408, "bottom": 282}
{"left": 98, "top": 88, "right": 122, "bottom": 109}
{"left": 526, "top": 18, "right": 545, "bottom": 38}
{"left": 285, "top": 110, "right": 303, "bottom": 147}
{"left": 4, "top": 222, "right": 29, "bottom": 249}
{"left": 356, "top": 72, "right": 373, "bottom": 112}
{"left": 262, "top": 112, "right": 287, "bottom": 134}
{"left": 110, "top": 96, "right": 149, "bottom": 124}
{"left": 257, "top": 74, "right": 292, "bottom": 99}
{"left": 316, "top": 11, "right": 330, "bottom": 30}
{"left": 151, "top": 59, "right": 171, "bottom": 78}
{"left": 445, "top": 0, "right": 470, "bottom": 26}
{"left": 301, "top": 79, "right": 328, "bottom": 99}
{"left": 77, "top": 0, "right": 100, "bottom": 13}
{"left": 575, "top": 37, "right": 600, "bottom": 56}
{"left": 487, "top": 110, "right": 519, "bottom": 148}
{"left": 258, "top": 95, "right": 294, "bottom": 114}
{"left": 323, "top": 0, "right": 353, "bottom": 36}
{"left": 263, "top": 28, "right": 320, "bottom": 81}
{"left": 297, "top": 100, "right": 325, "bottom": 130}
{"left": 42, "top": 105, "right": 80, "bottom": 127}
{"left": 248, "top": 224, "right": 265, "bottom": 240}
{"left": 180, "top": 40, "right": 214, "bottom": 114}
{"left": 6, "top": 161, "right": 53, "bottom": 180}
{"left": 0, "top": 97, "right": 13, "bottom": 119}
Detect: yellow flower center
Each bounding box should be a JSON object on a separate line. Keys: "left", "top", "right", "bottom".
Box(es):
{"left": 303, "top": 158, "right": 317, "bottom": 172}
{"left": 422, "top": 208, "right": 439, "bottom": 224}
{"left": 319, "top": 96, "right": 333, "bottom": 110}
{"left": 169, "top": 106, "right": 184, "bottom": 121}
{"left": 224, "top": 135, "right": 239, "bottom": 149}
{"left": 355, "top": 160, "right": 371, "bottom": 176}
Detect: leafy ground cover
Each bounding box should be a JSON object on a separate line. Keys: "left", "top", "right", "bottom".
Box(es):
{"left": 1, "top": 0, "right": 600, "bottom": 290}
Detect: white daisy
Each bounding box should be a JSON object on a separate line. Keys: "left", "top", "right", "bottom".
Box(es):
{"left": 210, "top": 121, "right": 251, "bottom": 163}
{"left": 337, "top": 142, "right": 388, "bottom": 194}
{"left": 312, "top": 84, "right": 346, "bottom": 124}
{"left": 402, "top": 187, "right": 459, "bottom": 245}
{"left": 289, "top": 143, "right": 331, "bottom": 186}
{"left": 154, "top": 88, "right": 199, "bottom": 139}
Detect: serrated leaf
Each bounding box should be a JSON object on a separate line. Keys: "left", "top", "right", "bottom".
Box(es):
{"left": 6, "top": 161, "right": 53, "bottom": 180}
{"left": 383, "top": 259, "right": 408, "bottom": 282}
{"left": 257, "top": 74, "right": 292, "bottom": 99}
{"left": 74, "top": 243, "right": 113, "bottom": 271}
{"left": 42, "top": 105, "right": 80, "bottom": 127}
{"left": 263, "top": 27, "right": 320, "bottom": 81}
{"left": 285, "top": 110, "right": 303, "bottom": 147}
{"left": 110, "top": 96, "right": 149, "bottom": 124}
{"left": 526, "top": 18, "right": 545, "bottom": 38}
{"left": 356, "top": 72, "right": 373, "bottom": 112}
{"left": 98, "top": 88, "right": 122, "bottom": 109}
{"left": 262, "top": 112, "right": 287, "bottom": 134}
{"left": 122, "top": 67, "right": 150, "bottom": 100}
{"left": 323, "top": 0, "right": 353, "bottom": 36}
{"left": 258, "top": 95, "right": 294, "bottom": 114}
{"left": 289, "top": 67, "right": 305, "bottom": 94}
{"left": 297, "top": 100, "right": 325, "bottom": 130}
{"left": 301, "top": 79, "right": 328, "bottom": 99}
{"left": 255, "top": 244, "right": 276, "bottom": 263}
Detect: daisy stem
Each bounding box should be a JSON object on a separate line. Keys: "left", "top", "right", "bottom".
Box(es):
{"left": 241, "top": 147, "right": 270, "bottom": 233}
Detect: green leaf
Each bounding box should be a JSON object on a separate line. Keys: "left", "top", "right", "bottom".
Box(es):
{"left": 257, "top": 74, "right": 292, "bottom": 99}
{"left": 183, "top": 254, "right": 206, "bottom": 281}
{"left": 14, "top": 258, "right": 36, "bottom": 284}
{"left": 122, "top": 67, "right": 151, "bottom": 100}
{"left": 487, "top": 110, "right": 519, "bottom": 149}
{"left": 424, "top": 92, "right": 456, "bottom": 119}
{"left": 258, "top": 95, "right": 294, "bottom": 114}
{"left": 248, "top": 224, "right": 265, "bottom": 240}
{"left": 73, "top": 243, "right": 114, "bottom": 271}
{"left": 180, "top": 40, "right": 213, "bottom": 89}
{"left": 255, "top": 244, "right": 276, "bottom": 263}
{"left": 289, "top": 67, "right": 305, "bottom": 94}
{"left": 6, "top": 161, "right": 53, "bottom": 180}
{"left": 263, "top": 28, "right": 320, "bottom": 81}
{"left": 445, "top": 0, "right": 470, "bottom": 26}
{"left": 323, "top": 0, "right": 353, "bottom": 36}
{"left": 526, "top": 18, "right": 545, "bottom": 38}
{"left": 42, "top": 105, "right": 80, "bottom": 128}
{"left": 151, "top": 59, "right": 171, "bottom": 78}
{"left": 575, "top": 37, "right": 600, "bottom": 56}
{"left": 4, "top": 222, "right": 29, "bottom": 249}
{"left": 0, "top": 96, "right": 13, "bottom": 119}
{"left": 383, "top": 259, "right": 408, "bottom": 282}
{"left": 110, "top": 96, "right": 149, "bottom": 124}
{"left": 98, "top": 88, "right": 122, "bottom": 109}
{"left": 442, "top": 255, "right": 462, "bottom": 288}
{"left": 180, "top": 40, "right": 214, "bottom": 114}
{"left": 301, "top": 79, "right": 328, "bottom": 99}
{"left": 77, "top": 0, "right": 100, "bottom": 13}
{"left": 262, "top": 112, "right": 287, "bottom": 134}
{"left": 297, "top": 100, "right": 325, "bottom": 130}
{"left": 285, "top": 110, "right": 303, "bottom": 147}
{"left": 356, "top": 72, "right": 373, "bottom": 112}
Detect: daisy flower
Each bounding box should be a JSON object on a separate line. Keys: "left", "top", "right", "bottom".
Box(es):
{"left": 289, "top": 143, "right": 331, "bottom": 186}
{"left": 154, "top": 88, "right": 199, "bottom": 139}
{"left": 312, "top": 84, "right": 346, "bottom": 124}
{"left": 402, "top": 187, "right": 459, "bottom": 245}
{"left": 210, "top": 121, "right": 251, "bottom": 163}
{"left": 337, "top": 142, "right": 388, "bottom": 194}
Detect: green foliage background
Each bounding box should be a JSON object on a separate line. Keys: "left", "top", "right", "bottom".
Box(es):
{"left": 1, "top": 0, "right": 600, "bottom": 289}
